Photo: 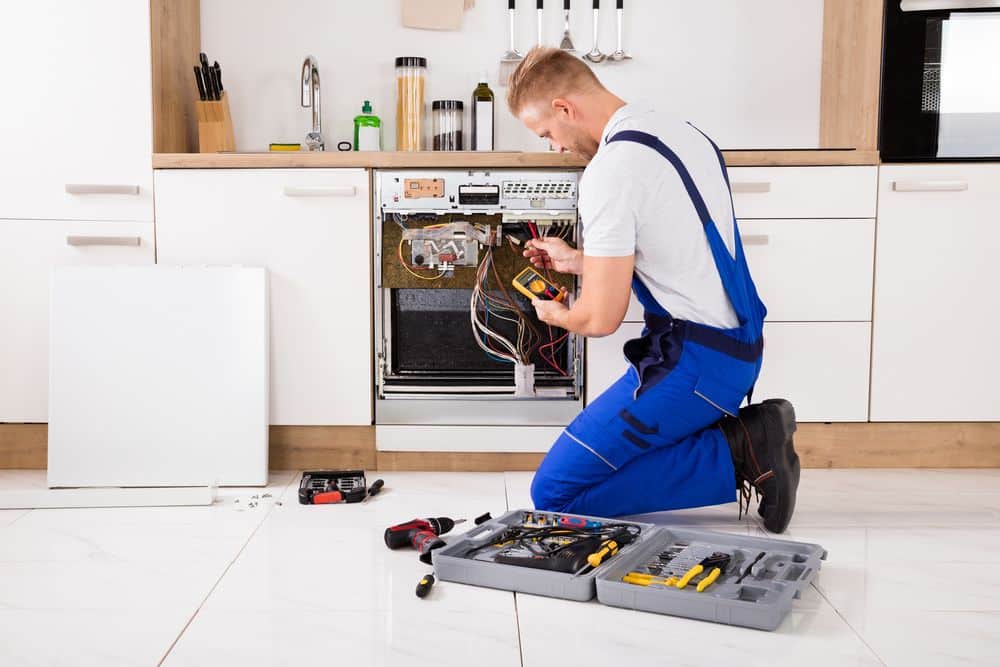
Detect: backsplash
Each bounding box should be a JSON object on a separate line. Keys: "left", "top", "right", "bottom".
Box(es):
{"left": 201, "top": 0, "right": 824, "bottom": 152}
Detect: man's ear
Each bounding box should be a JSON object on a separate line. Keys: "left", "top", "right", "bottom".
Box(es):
{"left": 551, "top": 98, "right": 575, "bottom": 119}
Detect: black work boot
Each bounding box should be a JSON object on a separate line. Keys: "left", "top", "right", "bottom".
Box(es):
{"left": 718, "top": 399, "right": 800, "bottom": 533}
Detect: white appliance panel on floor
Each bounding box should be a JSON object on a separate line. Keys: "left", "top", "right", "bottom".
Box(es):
{"left": 47, "top": 267, "right": 269, "bottom": 488}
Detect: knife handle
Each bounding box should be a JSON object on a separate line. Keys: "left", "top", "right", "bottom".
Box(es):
{"left": 202, "top": 65, "right": 219, "bottom": 100}
{"left": 213, "top": 62, "right": 223, "bottom": 93}
{"left": 193, "top": 66, "right": 207, "bottom": 101}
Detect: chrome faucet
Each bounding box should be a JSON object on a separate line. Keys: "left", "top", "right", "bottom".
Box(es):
{"left": 300, "top": 55, "right": 324, "bottom": 151}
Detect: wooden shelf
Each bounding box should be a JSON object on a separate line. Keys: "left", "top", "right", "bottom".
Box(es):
{"left": 152, "top": 149, "right": 879, "bottom": 170}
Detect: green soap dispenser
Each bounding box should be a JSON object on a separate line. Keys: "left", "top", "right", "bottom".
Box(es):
{"left": 353, "top": 101, "right": 382, "bottom": 151}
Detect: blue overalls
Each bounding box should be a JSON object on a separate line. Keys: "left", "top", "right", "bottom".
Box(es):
{"left": 530, "top": 127, "right": 767, "bottom": 517}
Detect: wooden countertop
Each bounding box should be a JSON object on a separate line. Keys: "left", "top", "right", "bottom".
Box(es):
{"left": 152, "top": 149, "right": 880, "bottom": 169}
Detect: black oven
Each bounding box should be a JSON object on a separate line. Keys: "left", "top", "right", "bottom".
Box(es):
{"left": 880, "top": 0, "right": 1000, "bottom": 161}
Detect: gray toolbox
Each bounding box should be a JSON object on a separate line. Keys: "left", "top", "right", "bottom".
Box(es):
{"left": 433, "top": 509, "right": 657, "bottom": 602}
{"left": 596, "top": 526, "right": 827, "bottom": 631}
{"left": 434, "top": 508, "right": 826, "bottom": 630}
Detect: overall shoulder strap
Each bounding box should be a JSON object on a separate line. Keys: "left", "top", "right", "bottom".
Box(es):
{"left": 605, "top": 130, "right": 713, "bottom": 228}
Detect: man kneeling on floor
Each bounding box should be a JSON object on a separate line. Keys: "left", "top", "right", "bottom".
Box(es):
{"left": 508, "top": 48, "right": 800, "bottom": 533}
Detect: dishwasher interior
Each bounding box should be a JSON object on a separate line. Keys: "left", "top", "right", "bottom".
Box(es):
{"left": 374, "top": 169, "right": 584, "bottom": 426}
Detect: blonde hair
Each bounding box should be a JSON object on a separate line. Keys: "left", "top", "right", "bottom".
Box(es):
{"left": 506, "top": 47, "right": 604, "bottom": 115}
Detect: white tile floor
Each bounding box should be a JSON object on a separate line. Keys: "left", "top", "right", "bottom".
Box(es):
{"left": 1, "top": 469, "right": 998, "bottom": 667}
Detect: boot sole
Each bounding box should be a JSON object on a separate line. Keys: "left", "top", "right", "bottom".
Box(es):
{"left": 758, "top": 399, "right": 800, "bottom": 533}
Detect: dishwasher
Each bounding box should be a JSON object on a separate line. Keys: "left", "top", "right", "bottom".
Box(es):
{"left": 373, "top": 169, "right": 585, "bottom": 451}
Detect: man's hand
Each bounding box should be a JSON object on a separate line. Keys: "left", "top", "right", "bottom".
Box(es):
{"left": 531, "top": 295, "right": 570, "bottom": 327}
{"left": 523, "top": 238, "right": 583, "bottom": 275}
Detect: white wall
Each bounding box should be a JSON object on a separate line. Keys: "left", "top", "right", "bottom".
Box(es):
{"left": 201, "top": 0, "right": 824, "bottom": 152}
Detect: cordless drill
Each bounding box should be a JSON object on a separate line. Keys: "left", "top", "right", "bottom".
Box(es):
{"left": 384, "top": 517, "right": 465, "bottom": 564}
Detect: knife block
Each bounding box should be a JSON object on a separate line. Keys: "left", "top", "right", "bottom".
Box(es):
{"left": 196, "top": 92, "right": 236, "bottom": 153}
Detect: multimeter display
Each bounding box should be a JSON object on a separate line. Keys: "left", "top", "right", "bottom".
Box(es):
{"left": 512, "top": 267, "right": 566, "bottom": 302}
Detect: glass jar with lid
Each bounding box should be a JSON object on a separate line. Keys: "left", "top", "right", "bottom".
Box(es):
{"left": 395, "top": 57, "right": 427, "bottom": 151}
{"left": 432, "top": 100, "right": 464, "bottom": 151}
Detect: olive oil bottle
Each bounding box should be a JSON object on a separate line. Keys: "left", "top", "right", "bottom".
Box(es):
{"left": 471, "top": 72, "right": 494, "bottom": 151}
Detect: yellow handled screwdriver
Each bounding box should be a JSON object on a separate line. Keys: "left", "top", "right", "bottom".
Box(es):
{"left": 587, "top": 539, "right": 620, "bottom": 568}
{"left": 623, "top": 571, "right": 679, "bottom": 587}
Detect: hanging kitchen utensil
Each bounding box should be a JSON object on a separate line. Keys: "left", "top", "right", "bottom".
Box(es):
{"left": 582, "top": 0, "right": 606, "bottom": 64}
{"left": 609, "top": 0, "right": 632, "bottom": 61}
{"left": 499, "top": 0, "right": 524, "bottom": 85}
{"left": 559, "top": 0, "right": 576, "bottom": 53}
{"left": 536, "top": 0, "right": 544, "bottom": 46}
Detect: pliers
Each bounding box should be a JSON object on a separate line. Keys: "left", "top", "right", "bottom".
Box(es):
{"left": 676, "top": 552, "right": 731, "bottom": 592}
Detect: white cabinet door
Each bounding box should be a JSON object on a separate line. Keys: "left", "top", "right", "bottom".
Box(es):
{"left": 0, "top": 2, "right": 153, "bottom": 222}
{"left": 754, "top": 323, "right": 872, "bottom": 422}
{"left": 0, "top": 220, "right": 155, "bottom": 422}
{"left": 741, "top": 219, "right": 875, "bottom": 322}
{"left": 586, "top": 323, "right": 642, "bottom": 404}
{"left": 727, "top": 167, "right": 878, "bottom": 219}
{"left": 871, "top": 165, "right": 1000, "bottom": 421}
{"left": 154, "top": 169, "right": 372, "bottom": 426}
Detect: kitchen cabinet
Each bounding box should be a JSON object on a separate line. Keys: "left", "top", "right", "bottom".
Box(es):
{"left": 871, "top": 165, "right": 1000, "bottom": 421}
{"left": 0, "top": 220, "right": 155, "bottom": 422}
{"left": 588, "top": 167, "right": 878, "bottom": 421}
{"left": 740, "top": 218, "right": 875, "bottom": 322}
{"left": 153, "top": 169, "right": 373, "bottom": 426}
{"left": 0, "top": 1, "right": 153, "bottom": 222}
{"left": 753, "top": 323, "right": 872, "bottom": 422}
{"left": 727, "top": 167, "right": 878, "bottom": 220}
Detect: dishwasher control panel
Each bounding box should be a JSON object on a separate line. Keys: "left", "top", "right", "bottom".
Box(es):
{"left": 378, "top": 170, "right": 580, "bottom": 214}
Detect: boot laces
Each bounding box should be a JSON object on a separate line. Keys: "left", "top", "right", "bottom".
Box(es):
{"left": 734, "top": 416, "right": 774, "bottom": 521}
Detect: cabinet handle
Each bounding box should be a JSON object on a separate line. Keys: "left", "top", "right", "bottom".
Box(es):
{"left": 66, "top": 235, "right": 141, "bottom": 247}
{"left": 740, "top": 234, "right": 770, "bottom": 246}
{"left": 892, "top": 180, "right": 968, "bottom": 192}
{"left": 283, "top": 185, "right": 357, "bottom": 197}
{"left": 730, "top": 182, "right": 771, "bottom": 194}
{"left": 65, "top": 184, "right": 141, "bottom": 195}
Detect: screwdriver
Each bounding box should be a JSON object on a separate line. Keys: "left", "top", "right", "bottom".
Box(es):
{"left": 415, "top": 573, "right": 436, "bottom": 598}
{"left": 623, "top": 571, "right": 679, "bottom": 587}
{"left": 586, "top": 528, "right": 634, "bottom": 568}
{"left": 367, "top": 479, "right": 385, "bottom": 498}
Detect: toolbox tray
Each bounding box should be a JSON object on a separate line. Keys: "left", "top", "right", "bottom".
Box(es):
{"left": 596, "top": 526, "right": 827, "bottom": 631}
{"left": 433, "top": 509, "right": 657, "bottom": 602}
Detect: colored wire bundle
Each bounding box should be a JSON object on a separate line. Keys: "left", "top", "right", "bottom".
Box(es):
{"left": 471, "top": 243, "right": 541, "bottom": 364}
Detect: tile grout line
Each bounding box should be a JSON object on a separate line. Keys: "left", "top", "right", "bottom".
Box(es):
{"left": 504, "top": 472, "right": 526, "bottom": 667}
{"left": 156, "top": 473, "right": 301, "bottom": 666}
{"left": 7, "top": 509, "right": 33, "bottom": 527}
{"left": 811, "top": 582, "right": 887, "bottom": 666}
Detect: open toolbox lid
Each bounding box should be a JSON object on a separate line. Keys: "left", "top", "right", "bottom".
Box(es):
{"left": 595, "top": 526, "right": 827, "bottom": 631}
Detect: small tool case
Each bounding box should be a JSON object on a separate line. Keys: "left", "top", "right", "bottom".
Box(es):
{"left": 298, "top": 470, "right": 368, "bottom": 505}
{"left": 432, "top": 509, "right": 656, "bottom": 602}
{"left": 434, "top": 509, "right": 827, "bottom": 630}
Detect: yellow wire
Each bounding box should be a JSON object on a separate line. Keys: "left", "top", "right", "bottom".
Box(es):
{"left": 398, "top": 237, "right": 445, "bottom": 281}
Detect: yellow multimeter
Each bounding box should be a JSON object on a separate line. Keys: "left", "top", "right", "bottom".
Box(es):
{"left": 512, "top": 267, "right": 567, "bottom": 302}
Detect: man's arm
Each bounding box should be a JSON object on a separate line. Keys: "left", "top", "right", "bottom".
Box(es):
{"left": 533, "top": 254, "right": 634, "bottom": 337}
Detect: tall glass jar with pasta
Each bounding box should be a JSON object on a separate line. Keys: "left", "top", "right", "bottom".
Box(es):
{"left": 395, "top": 57, "right": 427, "bottom": 151}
